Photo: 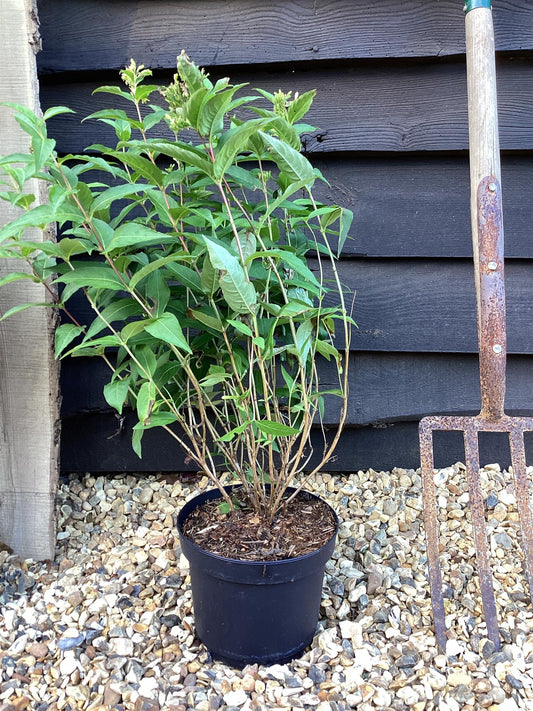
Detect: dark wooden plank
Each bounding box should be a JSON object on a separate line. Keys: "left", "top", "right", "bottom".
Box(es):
{"left": 39, "top": 58, "right": 533, "bottom": 154}
{"left": 51, "top": 154, "right": 533, "bottom": 259}
{"left": 56, "top": 259, "right": 533, "bottom": 354}
{"left": 60, "top": 351, "right": 533, "bottom": 426}
{"left": 346, "top": 353, "right": 533, "bottom": 423}
{"left": 346, "top": 259, "right": 533, "bottom": 354}
{"left": 59, "top": 416, "right": 528, "bottom": 473}
{"left": 37, "top": 0, "right": 533, "bottom": 75}
{"left": 313, "top": 154, "right": 533, "bottom": 258}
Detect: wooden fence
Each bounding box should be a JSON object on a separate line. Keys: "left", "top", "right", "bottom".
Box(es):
{"left": 36, "top": 0, "right": 533, "bottom": 472}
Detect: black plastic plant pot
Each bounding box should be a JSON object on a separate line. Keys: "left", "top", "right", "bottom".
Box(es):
{"left": 177, "top": 485, "right": 338, "bottom": 668}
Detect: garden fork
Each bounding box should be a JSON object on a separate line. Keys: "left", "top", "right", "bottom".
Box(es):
{"left": 418, "top": 0, "right": 533, "bottom": 651}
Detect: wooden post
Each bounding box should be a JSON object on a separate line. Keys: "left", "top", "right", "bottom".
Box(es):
{"left": 0, "top": 0, "right": 59, "bottom": 560}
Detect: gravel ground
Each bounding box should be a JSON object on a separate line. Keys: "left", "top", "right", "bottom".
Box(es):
{"left": 1, "top": 463, "right": 532, "bottom": 710}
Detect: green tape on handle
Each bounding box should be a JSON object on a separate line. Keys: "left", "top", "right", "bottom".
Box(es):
{"left": 464, "top": 0, "right": 492, "bottom": 12}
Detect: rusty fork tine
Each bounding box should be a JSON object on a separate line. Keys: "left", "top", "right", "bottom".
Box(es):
{"left": 419, "top": 424, "right": 447, "bottom": 651}
{"left": 509, "top": 427, "right": 533, "bottom": 600}
{"left": 420, "top": 3, "right": 533, "bottom": 649}
{"left": 463, "top": 425, "right": 500, "bottom": 649}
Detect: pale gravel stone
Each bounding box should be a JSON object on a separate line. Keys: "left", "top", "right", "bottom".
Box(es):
{"left": 223, "top": 689, "right": 248, "bottom": 706}
{"left": 447, "top": 671, "right": 472, "bottom": 687}
{"left": 396, "top": 686, "right": 420, "bottom": 705}
{"left": 445, "top": 639, "right": 465, "bottom": 657}
{"left": 58, "top": 653, "right": 79, "bottom": 677}
{"left": 372, "top": 686, "right": 392, "bottom": 706}
{"left": 0, "top": 466, "right": 531, "bottom": 709}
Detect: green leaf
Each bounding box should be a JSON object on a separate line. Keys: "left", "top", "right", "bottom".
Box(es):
{"left": 213, "top": 119, "right": 273, "bottom": 180}
{"left": 107, "top": 223, "right": 166, "bottom": 251}
{"left": 0, "top": 152, "right": 34, "bottom": 168}
{"left": 84, "top": 108, "right": 136, "bottom": 125}
{"left": 184, "top": 86, "right": 210, "bottom": 131}
{"left": 224, "top": 165, "right": 263, "bottom": 191}
{"left": 92, "top": 85, "right": 135, "bottom": 103}
{"left": 134, "top": 344, "right": 158, "bottom": 377}
{"left": 198, "top": 86, "right": 243, "bottom": 138}
{"left": 318, "top": 206, "right": 341, "bottom": 230}
{"left": 338, "top": 207, "right": 353, "bottom": 257}
{"left": 145, "top": 313, "right": 192, "bottom": 353}
{"left": 257, "top": 180, "right": 309, "bottom": 228}
{"left": 199, "top": 370, "right": 232, "bottom": 387}
{"left": 287, "top": 90, "right": 316, "bottom": 124}
{"left": 295, "top": 320, "right": 313, "bottom": 365}
{"left": 227, "top": 318, "right": 253, "bottom": 337}
{"left": 85, "top": 299, "right": 140, "bottom": 339}
{"left": 66, "top": 334, "right": 122, "bottom": 357}
{"left": 177, "top": 51, "right": 211, "bottom": 93}
{"left": 200, "top": 253, "right": 218, "bottom": 296}
{"left": 92, "top": 218, "right": 114, "bottom": 250}
{"left": 231, "top": 231, "right": 257, "bottom": 262}
{"left": 0, "top": 203, "right": 53, "bottom": 240}
{"left": 103, "top": 378, "right": 130, "bottom": 414}
{"left": 92, "top": 183, "right": 152, "bottom": 213}
{"left": 0, "top": 191, "right": 35, "bottom": 210}
{"left": 58, "top": 281, "right": 82, "bottom": 304}
{"left": 58, "top": 238, "right": 93, "bottom": 260}
{"left": 218, "top": 421, "right": 251, "bottom": 442}
{"left": 165, "top": 263, "right": 202, "bottom": 293}
{"left": 143, "top": 107, "right": 167, "bottom": 131}
{"left": 203, "top": 237, "right": 257, "bottom": 314}
{"left": 2, "top": 103, "right": 44, "bottom": 139}
{"left": 314, "top": 339, "right": 340, "bottom": 361}
{"left": 136, "top": 380, "right": 156, "bottom": 423}
{"left": 138, "top": 411, "right": 178, "bottom": 429}
{"left": 135, "top": 84, "right": 159, "bottom": 104}
{"left": 121, "top": 319, "right": 147, "bottom": 343}
{"left": 32, "top": 136, "right": 56, "bottom": 172}
{"left": 43, "top": 106, "right": 76, "bottom": 121}
{"left": 0, "top": 272, "right": 35, "bottom": 288}
{"left": 2, "top": 240, "right": 58, "bottom": 258}
{"left": 218, "top": 270, "right": 256, "bottom": 315}
{"left": 255, "top": 420, "right": 301, "bottom": 437}
{"left": 189, "top": 307, "right": 224, "bottom": 332}
{"left": 314, "top": 388, "right": 343, "bottom": 398}
{"left": 249, "top": 248, "right": 321, "bottom": 290}
{"left": 145, "top": 269, "right": 170, "bottom": 315}
{"left": 108, "top": 150, "right": 164, "bottom": 186}
{"left": 55, "top": 323, "right": 84, "bottom": 358}
{"left": 280, "top": 365, "right": 296, "bottom": 392}
{"left": 129, "top": 254, "right": 182, "bottom": 291}
{"left": 153, "top": 361, "right": 182, "bottom": 388}
{"left": 0, "top": 302, "right": 53, "bottom": 321}
{"left": 253, "top": 113, "right": 300, "bottom": 149}
{"left": 132, "top": 426, "right": 144, "bottom": 458}
{"left": 259, "top": 131, "right": 315, "bottom": 184}
{"left": 143, "top": 141, "right": 214, "bottom": 178}
{"left": 55, "top": 264, "right": 125, "bottom": 291}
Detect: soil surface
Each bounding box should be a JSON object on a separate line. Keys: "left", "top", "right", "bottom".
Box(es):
{"left": 181, "top": 489, "right": 337, "bottom": 561}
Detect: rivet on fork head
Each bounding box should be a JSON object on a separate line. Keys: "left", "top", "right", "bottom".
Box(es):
{"left": 493, "top": 344, "right": 503, "bottom": 354}
{"left": 488, "top": 182, "right": 498, "bottom": 192}
{"left": 488, "top": 261, "right": 498, "bottom": 271}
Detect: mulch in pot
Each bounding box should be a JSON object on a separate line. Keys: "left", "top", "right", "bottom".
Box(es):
{"left": 181, "top": 489, "right": 337, "bottom": 562}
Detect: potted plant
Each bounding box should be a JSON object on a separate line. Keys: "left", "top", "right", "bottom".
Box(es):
{"left": 0, "top": 53, "right": 353, "bottom": 666}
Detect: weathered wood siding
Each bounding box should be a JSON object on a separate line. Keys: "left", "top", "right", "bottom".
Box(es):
{"left": 36, "top": 0, "right": 533, "bottom": 472}
{"left": 0, "top": 0, "right": 59, "bottom": 559}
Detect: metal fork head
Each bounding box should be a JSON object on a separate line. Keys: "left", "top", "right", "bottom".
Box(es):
{"left": 419, "top": 414, "right": 533, "bottom": 651}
